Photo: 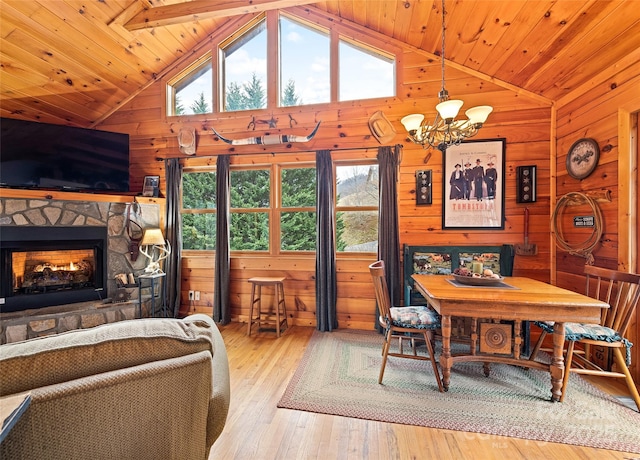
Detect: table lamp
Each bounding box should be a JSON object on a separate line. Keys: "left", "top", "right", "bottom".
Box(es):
{"left": 140, "top": 228, "right": 171, "bottom": 275}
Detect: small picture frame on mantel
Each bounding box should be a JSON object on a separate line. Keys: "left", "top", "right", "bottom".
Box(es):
{"left": 142, "top": 176, "right": 159, "bottom": 197}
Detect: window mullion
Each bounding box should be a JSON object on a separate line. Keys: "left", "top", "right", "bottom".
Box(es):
{"left": 266, "top": 11, "right": 279, "bottom": 109}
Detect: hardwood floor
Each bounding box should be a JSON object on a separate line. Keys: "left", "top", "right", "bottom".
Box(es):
{"left": 208, "top": 322, "right": 635, "bottom": 460}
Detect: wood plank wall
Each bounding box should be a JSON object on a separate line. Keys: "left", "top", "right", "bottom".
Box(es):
{"left": 98, "top": 7, "right": 554, "bottom": 332}
{"left": 555, "top": 58, "right": 640, "bottom": 382}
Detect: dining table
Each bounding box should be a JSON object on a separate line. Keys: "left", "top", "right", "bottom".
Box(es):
{"left": 411, "top": 274, "right": 609, "bottom": 402}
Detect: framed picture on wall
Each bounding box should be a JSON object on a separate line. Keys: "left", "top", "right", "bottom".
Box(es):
{"left": 442, "top": 138, "right": 506, "bottom": 230}
{"left": 142, "top": 175, "right": 160, "bottom": 197}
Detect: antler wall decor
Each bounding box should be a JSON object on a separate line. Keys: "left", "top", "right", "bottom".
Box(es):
{"left": 211, "top": 121, "right": 321, "bottom": 146}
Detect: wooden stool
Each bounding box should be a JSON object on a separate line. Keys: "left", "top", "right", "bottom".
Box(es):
{"left": 247, "top": 277, "right": 288, "bottom": 337}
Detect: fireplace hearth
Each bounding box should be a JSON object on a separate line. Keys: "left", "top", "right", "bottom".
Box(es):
{"left": 1, "top": 226, "right": 107, "bottom": 313}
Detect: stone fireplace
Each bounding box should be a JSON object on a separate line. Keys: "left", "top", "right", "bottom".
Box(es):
{"left": 0, "top": 195, "right": 162, "bottom": 343}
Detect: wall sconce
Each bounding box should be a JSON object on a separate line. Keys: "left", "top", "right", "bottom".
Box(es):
{"left": 140, "top": 228, "right": 171, "bottom": 275}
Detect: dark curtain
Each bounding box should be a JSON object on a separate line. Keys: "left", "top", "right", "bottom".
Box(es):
{"left": 164, "top": 158, "right": 182, "bottom": 318}
{"left": 376, "top": 144, "right": 402, "bottom": 329}
{"left": 316, "top": 150, "right": 338, "bottom": 331}
{"left": 213, "top": 155, "right": 231, "bottom": 324}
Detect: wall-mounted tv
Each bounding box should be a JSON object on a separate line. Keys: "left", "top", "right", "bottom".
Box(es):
{"left": 1, "top": 118, "right": 130, "bottom": 193}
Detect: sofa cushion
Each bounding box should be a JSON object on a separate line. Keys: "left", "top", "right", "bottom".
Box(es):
{"left": 0, "top": 314, "right": 216, "bottom": 396}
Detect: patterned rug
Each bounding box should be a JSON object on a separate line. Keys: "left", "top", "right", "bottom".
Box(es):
{"left": 278, "top": 329, "right": 640, "bottom": 454}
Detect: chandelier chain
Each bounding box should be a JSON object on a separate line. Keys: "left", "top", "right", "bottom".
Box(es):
{"left": 440, "top": 0, "right": 446, "bottom": 99}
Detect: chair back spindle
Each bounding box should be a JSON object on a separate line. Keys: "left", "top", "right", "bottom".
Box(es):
{"left": 370, "top": 260, "right": 392, "bottom": 327}
{"left": 584, "top": 265, "right": 640, "bottom": 338}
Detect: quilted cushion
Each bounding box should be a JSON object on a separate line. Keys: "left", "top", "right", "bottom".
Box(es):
{"left": 534, "top": 321, "right": 633, "bottom": 365}
{"left": 390, "top": 306, "right": 440, "bottom": 329}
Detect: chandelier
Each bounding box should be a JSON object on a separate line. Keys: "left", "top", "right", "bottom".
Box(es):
{"left": 401, "top": 0, "right": 493, "bottom": 151}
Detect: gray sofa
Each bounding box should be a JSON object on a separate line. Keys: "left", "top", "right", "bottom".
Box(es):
{"left": 0, "top": 314, "right": 230, "bottom": 460}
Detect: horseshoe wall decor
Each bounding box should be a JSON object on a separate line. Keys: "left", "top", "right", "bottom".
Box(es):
{"left": 211, "top": 121, "right": 321, "bottom": 146}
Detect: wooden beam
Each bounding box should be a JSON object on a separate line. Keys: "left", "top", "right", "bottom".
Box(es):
{"left": 122, "top": 0, "right": 318, "bottom": 31}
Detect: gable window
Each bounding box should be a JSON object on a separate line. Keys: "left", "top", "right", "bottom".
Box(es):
{"left": 279, "top": 15, "right": 330, "bottom": 107}
{"left": 221, "top": 19, "right": 268, "bottom": 112}
{"left": 168, "top": 11, "right": 396, "bottom": 117}
{"left": 167, "top": 55, "right": 213, "bottom": 116}
{"left": 339, "top": 40, "right": 395, "bottom": 102}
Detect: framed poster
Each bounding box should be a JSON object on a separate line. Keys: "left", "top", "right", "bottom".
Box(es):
{"left": 442, "top": 138, "right": 506, "bottom": 230}
{"left": 142, "top": 175, "right": 160, "bottom": 197}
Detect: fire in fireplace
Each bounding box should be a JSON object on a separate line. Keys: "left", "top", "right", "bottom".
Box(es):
{"left": 1, "top": 227, "right": 107, "bottom": 313}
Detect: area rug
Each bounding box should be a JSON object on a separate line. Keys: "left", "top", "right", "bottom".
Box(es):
{"left": 278, "top": 330, "right": 640, "bottom": 454}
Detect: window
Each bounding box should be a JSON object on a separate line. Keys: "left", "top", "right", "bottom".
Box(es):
{"left": 168, "top": 11, "right": 396, "bottom": 116}
{"left": 339, "top": 39, "right": 395, "bottom": 102}
{"left": 335, "top": 163, "right": 379, "bottom": 252}
{"left": 280, "top": 166, "right": 316, "bottom": 251}
{"left": 230, "top": 169, "right": 270, "bottom": 250}
{"left": 181, "top": 160, "right": 377, "bottom": 255}
{"left": 182, "top": 171, "right": 216, "bottom": 250}
{"left": 279, "top": 16, "right": 330, "bottom": 106}
{"left": 167, "top": 55, "right": 213, "bottom": 116}
{"left": 221, "top": 20, "right": 268, "bottom": 112}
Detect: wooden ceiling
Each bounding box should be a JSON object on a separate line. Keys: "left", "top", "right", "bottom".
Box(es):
{"left": 1, "top": 0, "right": 638, "bottom": 128}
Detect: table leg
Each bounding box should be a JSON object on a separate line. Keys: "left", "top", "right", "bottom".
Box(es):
{"left": 440, "top": 315, "right": 452, "bottom": 392}
{"left": 550, "top": 322, "right": 566, "bottom": 402}
{"left": 513, "top": 320, "right": 522, "bottom": 360}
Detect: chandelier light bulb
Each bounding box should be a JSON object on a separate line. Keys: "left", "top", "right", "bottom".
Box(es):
{"left": 465, "top": 105, "right": 493, "bottom": 125}
{"left": 436, "top": 99, "right": 463, "bottom": 122}
{"left": 400, "top": 114, "right": 425, "bottom": 133}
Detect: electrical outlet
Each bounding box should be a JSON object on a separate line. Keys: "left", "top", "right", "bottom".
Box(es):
{"left": 195, "top": 291, "right": 200, "bottom": 301}
{"left": 188, "top": 290, "right": 194, "bottom": 300}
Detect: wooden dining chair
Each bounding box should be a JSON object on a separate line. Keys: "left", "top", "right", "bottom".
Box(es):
{"left": 369, "top": 260, "right": 444, "bottom": 391}
{"left": 529, "top": 265, "right": 640, "bottom": 411}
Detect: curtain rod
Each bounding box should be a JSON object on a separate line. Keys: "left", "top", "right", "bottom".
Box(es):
{"left": 154, "top": 144, "right": 403, "bottom": 161}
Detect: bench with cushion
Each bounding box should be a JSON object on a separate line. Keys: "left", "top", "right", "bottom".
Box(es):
{"left": 403, "top": 244, "right": 529, "bottom": 353}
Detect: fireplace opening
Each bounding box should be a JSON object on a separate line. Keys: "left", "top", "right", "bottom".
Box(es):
{"left": 1, "top": 227, "right": 107, "bottom": 313}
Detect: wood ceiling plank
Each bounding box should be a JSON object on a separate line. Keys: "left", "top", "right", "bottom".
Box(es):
{"left": 402, "top": 0, "right": 436, "bottom": 50}
{"left": 507, "top": 0, "right": 613, "bottom": 88}
{"left": 50, "top": 0, "right": 172, "bottom": 74}
{"left": 476, "top": 0, "right": 555, "bottom": 79}
{"left": 1, "top": 1, "right": 147, "bottom": 89}
{"left": 461, "top": 1, "right": 527, "bottom": 72}
{"left": 123, "top": 0, "right": 319, "bottom": 30}
{"left": 0, "top": 45, "right": 118, "bottom": 125}
{"left": 0, "top": 30, "right": 126, "bottom": 110}
{"left": 0, "top": 74, "right": 98, "bottom": 126}
{"left": 388, "top": 0, "right": 414, "bottom": 46}
{"left": 442, "top": 0, "right": 487, "bottom": 65}
{"left": 418, "top": 0, "right": 443, "bottom": 52}
{"left": 522, "top": 2, "right": 640, "bottom": 98}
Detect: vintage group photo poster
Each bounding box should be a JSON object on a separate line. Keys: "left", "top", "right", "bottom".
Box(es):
{"left": 442, "top": 138, "right": 506, "bottom": 229}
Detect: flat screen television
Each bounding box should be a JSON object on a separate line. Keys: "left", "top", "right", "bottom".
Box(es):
{"left": 1, "top": 118, "right": 130, "bottom": 192}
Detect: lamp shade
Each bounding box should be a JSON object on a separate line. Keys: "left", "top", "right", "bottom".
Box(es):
{"left": 141, "top": 228, "right": 166, "bottom": 246}
{"left": 436, "top": 99, "right": 463, "bottom": 120}
{"left": 465, "top": 105, "right": 493, "bottom": 125}
{"left": 400, "top": 114, "right": 424, "bottom": 132}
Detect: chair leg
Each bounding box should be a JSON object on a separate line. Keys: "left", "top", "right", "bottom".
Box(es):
{"left": 379, "top": 330, "right": 392, "bottom": 384}
{"left": 560, "top": 340, "right": 576, "bottom": 403}
{"left": 424, "top": 331, "right": 444, "bottom": 392}
{"left": 529, "top": 330, "right": 547, "bottom": 361}
{"left": 612, "top": 348, "right": 640, "bottom": 412}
